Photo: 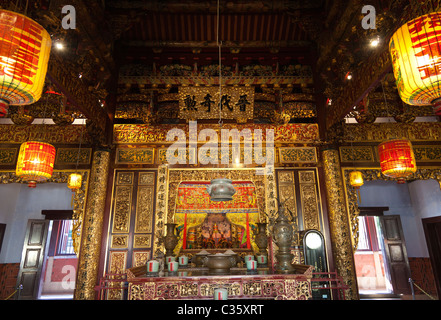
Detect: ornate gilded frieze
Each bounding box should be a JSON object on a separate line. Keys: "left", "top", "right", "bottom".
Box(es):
{"left": 413, "top": 146, "right": 441, "bottom": 162}
{"left": 0, "top": 124, "right": 90, "bottom": 144}
{"left": 115, "top": 148, "right": 155, "bottom": 164}
{"left": 279, "top": 147, "right": 317, "bottom": 163}
{"left": 339, "top": 146, "right": 375, "bottom": 163}
{"left": 343, "top": 122, "right": 441, "bottom": 143}
{"left": 55, "top": 148, "right": 92, "bottom": 165}
{"left": 113, "top": 123, "right": 319, "bottom": 144}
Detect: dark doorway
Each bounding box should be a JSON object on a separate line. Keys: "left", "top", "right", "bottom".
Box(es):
{"left": 422, "top": 216, "right": 441, "bottom": 298}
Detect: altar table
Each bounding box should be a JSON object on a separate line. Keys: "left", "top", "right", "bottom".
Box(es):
{"left": 126, "top": 265, "right": 313, "bottom": 300}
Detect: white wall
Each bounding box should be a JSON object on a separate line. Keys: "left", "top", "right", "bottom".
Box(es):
{"left": 358, "top": 179, "right": 441, "bottom": 258}
{"left": 0, "top": 183, "right": 72, "bottom": 263}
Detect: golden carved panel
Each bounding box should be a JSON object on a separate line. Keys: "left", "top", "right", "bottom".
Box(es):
{"left": 139, "top": 172, "right": 155, "bottom": 185}
{"left": 299, "top": 184, "right": 319, "bottom": 231}
{"left": 116, "top": 172, "right": 134, "bottom": 185}
{"left": 279, "top": 147, "right": 317, "bottom": 163}
{"left": 135, "top": 186, "right": 154, "bottom": 233}
{"left": 112, "top": 185, "right": 132, "bottom": 233}
{"left": 133, "top": 251, "right": 150, "bottom": 267}
{"left": 111, "top": 235, "right": 128, "bottom": 249}
{"left": 298, "top": 170, "right": 315, "bottom": 184}
{"left": 133, "top": 234, "right": 152, "bottom": 248}
{"left": 339, "top": 146, "right": 374, "bottom": 162}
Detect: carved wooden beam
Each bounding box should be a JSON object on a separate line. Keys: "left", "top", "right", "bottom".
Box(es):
{"left": 46, "top": 52, "right": 108, "bottom": 133}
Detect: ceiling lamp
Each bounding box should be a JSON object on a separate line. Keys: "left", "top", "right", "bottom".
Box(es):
{"left": 378, "top": 139, "right": 416, "bottom": 184}
{"left": 389, "top": 12, "right": 441, "bottom": 115}
{"left": 16, "top": 141, "right": 56, "bottom": 188}
{"left": 0, "top": 10, "right": 51, "bottom": 117}
{"left": 67, "top": 173, "right": 82, "bottom": 192}
{"left": 349, "top": 171, "right": 364, "bottom": 189}
{"left": 206, "top": 0, "right": 235, "bottom": 202}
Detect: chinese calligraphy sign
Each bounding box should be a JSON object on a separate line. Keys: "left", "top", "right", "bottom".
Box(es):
{"left": 179, "top": 86, "right": 254, "bottom": 121}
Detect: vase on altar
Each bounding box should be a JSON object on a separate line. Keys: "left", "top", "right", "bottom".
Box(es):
{"left": 254, "top": 222, "right": 268, "bottom": 256}
{"left": 164, "top": 223, "right": 179, "bottom": 256}
{"left": 269, "top": 203, "right": 295, "bottom": 273}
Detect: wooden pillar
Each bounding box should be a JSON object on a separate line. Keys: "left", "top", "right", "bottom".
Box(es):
{"left": 321, "top": 147, "right": 358, "bottom": 300}
{"left": 74, "top": 150, "right": 110, "bottom": 300}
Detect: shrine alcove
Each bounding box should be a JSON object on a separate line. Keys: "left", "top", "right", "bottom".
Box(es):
{"left": 174, "top": 181, "right": 260, "bottom": 256}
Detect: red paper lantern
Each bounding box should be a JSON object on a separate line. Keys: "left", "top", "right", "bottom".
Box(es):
{"left": 389, "top": 12, "right": 441, "bottom": 115}
{"left": 16, "top": 141, "right": 56, "bottom": 188}
{"left": 378, "top": 139, "right": 416, "bottom": 183}
{"left": 0, "top": 10, "right": 52, "bottom": 116}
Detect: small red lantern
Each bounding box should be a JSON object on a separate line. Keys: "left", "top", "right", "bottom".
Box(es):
{"left": 16, "top": 141, "right": 56, "bottom": 188}
{"left": 378, "top": 139, "right": 416, "bottom": 184}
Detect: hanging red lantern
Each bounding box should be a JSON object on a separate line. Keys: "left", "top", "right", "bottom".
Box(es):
{"left": 389, "top": 12, "right": 441, "bottom": 115}
{"left": 378, "top": 139, "right": 416, "bottom": 184}
{"left": 0, "top": 10, "right": 52, "bottom": 116}
{"left": 16, "top": 141, "right": 56, "bottom": 188}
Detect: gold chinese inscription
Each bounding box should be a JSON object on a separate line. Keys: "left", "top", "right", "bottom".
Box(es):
{"left": 179, "top": 86, "right": 254, "bottom": 121}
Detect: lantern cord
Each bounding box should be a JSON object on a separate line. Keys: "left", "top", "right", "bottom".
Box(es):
{"left": 75, "top": 119, "right": 85, "bottom": 170}
{"left": 380, "top": 80, "right": 396, "bottom": 139}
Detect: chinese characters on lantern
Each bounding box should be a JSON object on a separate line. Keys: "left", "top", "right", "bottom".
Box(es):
{"left": 179, "top": 86, "right": 254, "bottom": 121}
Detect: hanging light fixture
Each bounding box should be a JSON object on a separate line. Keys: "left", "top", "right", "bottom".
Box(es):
{"left": 67, "top": 119, "right": 84, "bottom": 202}
{"left": 16, "top": 141, "right": 56, "bottom": 188}
{"left": 389, "top": 12, "right": 441, "bottom": 115}
{"left": 378, "top": 138, "right": 417, "bottom": 184}
{"left": 206, "top": 0, "right": 236, "bottom": 202}
{"left": 350, "top": 171, "right": 364, "bottom": 188}
{"left": 0, "top": 9, "right": 51, "bottom": 116}
{"left": 67, "top": 172, "right": 82, "bottom": 191}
